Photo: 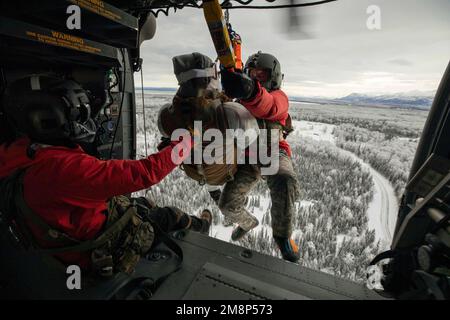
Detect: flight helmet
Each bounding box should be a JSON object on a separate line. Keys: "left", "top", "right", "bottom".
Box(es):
{"left": 3, "top": 75, "right": 96, "bottom": 145}
{"left": 244, "top": 51, "right": 283, "bottom": 91}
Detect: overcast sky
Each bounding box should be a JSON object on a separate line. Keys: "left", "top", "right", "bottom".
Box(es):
{"left": 136, "top": 0, "right": 450, "bottom": 98}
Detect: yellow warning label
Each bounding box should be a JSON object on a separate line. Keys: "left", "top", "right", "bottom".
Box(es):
{"left": 69, "top": 0, "right": 123, "bottom": 23}
{"left": 25, "top": 29, "right": 102, "bottom": 55}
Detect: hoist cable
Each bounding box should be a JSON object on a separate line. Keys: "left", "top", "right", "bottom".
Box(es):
{"left": 140, "top": 66, "right": 148, "bottom": 157}
{"left": 108, "top": 49, "right": 126, "bottom": 159}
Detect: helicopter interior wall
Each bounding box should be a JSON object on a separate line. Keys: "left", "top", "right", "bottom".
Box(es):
{"left": 394, "top": 62, "right": 450, "bottom": 238}
{"left": 408, "top": 62, "right": 450, "bottom": 182}
{"left": 0, "top": 45, "right": 136, "bottom": 160}
{"left": 0, "top": 1, "right": 135, "bottom": 157}
{"left": 0, "top": 0, "right": 139, "bottom": 49}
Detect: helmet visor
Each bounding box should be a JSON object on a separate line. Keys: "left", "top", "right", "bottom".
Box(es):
{"left": 249, "top": 68, "right": 270, "bottom": 83}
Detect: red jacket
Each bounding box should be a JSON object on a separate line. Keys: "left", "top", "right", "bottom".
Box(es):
{"left": 0, "top": 137, "right": 192, "bottom": 268}
{"left": 240, "top": 82, "right": 292, "bottom": 157}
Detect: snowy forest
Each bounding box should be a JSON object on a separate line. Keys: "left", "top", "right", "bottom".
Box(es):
{"left": 134, "top": 91, "right": 428, "bottom": 285}
{"left": 292, "top": 102, "right": 427, "bottom": 198}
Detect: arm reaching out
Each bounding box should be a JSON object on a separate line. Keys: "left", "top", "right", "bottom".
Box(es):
{"left": 240, "top": 81, "right": 289, "bottom": 122}
{"left": 52, "top": 137, "right": 193, "bottom": 201}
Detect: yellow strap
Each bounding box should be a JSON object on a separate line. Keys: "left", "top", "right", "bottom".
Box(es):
{"left": 202, "top": 0, "right": 236, "bottom": 68}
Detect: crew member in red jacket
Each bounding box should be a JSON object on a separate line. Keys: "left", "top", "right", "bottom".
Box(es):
{"left": 0, "top": 75, "right": 212, "bottom": 273}
{"left": 219, "top": 51, "right": 300, "bottom": 263}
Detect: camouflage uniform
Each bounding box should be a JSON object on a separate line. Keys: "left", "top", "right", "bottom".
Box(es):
{"left": 218, "top": 165, "right": 260, "bottom": 231}
{"left": 217, "top": 150, "right": 300, "bottom": 237}
{"left": 265, "top": 151, "right": 300, "bottom": 238}
{"left": 96, "top": 196, "right": 211, "bottom": 275}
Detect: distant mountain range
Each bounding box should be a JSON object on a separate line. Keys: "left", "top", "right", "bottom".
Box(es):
{"left": 291, "top": 91, "right": 435, "bottom": 110}
{"left": 138, "top": 87, "right": 177, "bottom": 92}
{"left": 138, "top": 87, "right": 435, "bottom": 110}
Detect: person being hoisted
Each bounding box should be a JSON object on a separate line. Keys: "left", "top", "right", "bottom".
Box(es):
{"left": 220, "top": 51, "right": 301, "bottom": 263}
{"left": 158, "top": 51, "right": 300, "bottom": 263}
{"left": 157, "top": 51, "right": 275, "bottom": 245}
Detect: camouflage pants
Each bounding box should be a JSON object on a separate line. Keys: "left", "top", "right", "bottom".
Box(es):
{"left": 218, "top": 151, "right": 300, "bottom": 237}
{"left": 265, "top": 152, "right": 300, "bottom": 238}
{"left": 218, "top": 165, "right": 260, "bottom": 231}
{"left": 132, "top": 197, "right": 209, "bottom": 240}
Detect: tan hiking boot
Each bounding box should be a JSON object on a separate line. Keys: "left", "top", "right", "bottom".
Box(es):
{"left": 231, "top": 216, "right": 259, "bottom": 241}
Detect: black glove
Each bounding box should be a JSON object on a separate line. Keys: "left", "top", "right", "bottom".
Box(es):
{"left": 220, "top": 67, "right": 256, "bottom": 100}
{"left": 208, "top": 189, "right": 222, "bottom": 203}
{"left": 157, "top": 137, "right": 171, "bottom": 151}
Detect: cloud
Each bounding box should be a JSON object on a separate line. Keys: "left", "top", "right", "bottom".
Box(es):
{"left": 137, "top": 0, "right": 450, "bottom": 97}
{"left": 388, "top": 58, "right": 413, "bottom": 66}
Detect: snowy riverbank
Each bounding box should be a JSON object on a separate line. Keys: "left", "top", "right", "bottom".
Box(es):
{"left": 292, "top": 120, "right": 397, "bottom": 248}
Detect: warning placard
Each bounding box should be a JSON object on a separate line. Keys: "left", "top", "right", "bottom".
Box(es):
{"left": 26, "top": 30, "right": 102, "bottom": 55}
{"left": 0, "top": 17, "right": 116, "bottom": 58}
{"left": 68, "top": 0, "right": 137, "bottom": 29}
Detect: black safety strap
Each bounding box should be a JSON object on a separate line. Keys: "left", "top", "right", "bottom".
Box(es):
{"left": 369, "top": 249, "right": 397, "bottom": 265}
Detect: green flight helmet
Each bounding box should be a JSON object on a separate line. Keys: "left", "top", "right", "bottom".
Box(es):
{"left": 244, "top": 51, "right": 284, "bottom": 91}
{"left": 3, "top": 75, "right": 97, "bottom": 146}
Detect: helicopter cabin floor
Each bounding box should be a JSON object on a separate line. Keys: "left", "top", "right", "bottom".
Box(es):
{"left": 149, "top": 231, "right": 388, "bottom": 300}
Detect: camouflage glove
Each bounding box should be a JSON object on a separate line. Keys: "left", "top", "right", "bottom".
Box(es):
{"left": 220, "top": 67, "right": 257, "bottom": 100}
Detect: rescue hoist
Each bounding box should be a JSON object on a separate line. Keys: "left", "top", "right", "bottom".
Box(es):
{"left": 202, "top": 0, "right": 243, "bottom": 72}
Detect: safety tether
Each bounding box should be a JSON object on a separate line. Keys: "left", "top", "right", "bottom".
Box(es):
{"left": 225, "top": 8, "right": 243, "bottom": 71}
